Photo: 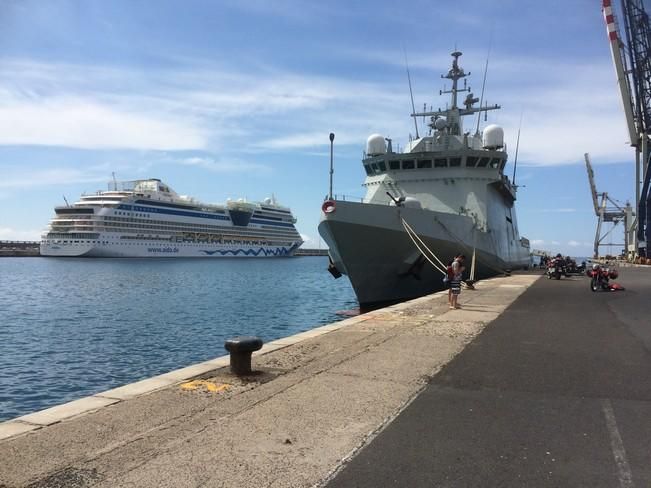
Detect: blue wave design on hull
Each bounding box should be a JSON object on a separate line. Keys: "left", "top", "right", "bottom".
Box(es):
{"left": 200, "top": 245, "right": 298, "bottom": 257}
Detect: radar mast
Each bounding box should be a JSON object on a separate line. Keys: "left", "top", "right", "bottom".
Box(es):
{"left": 411, "top": 51, "right": 500, "bottom": 136}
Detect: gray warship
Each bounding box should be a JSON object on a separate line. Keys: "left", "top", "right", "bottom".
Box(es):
{"left": 319, "top": 51, "right": 530, "bottom": 307}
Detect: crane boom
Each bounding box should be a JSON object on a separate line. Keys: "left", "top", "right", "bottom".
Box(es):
{"left": 584, "top": 153, "right": 601, "bottom": 216}
{"left": 603, "top": 0, "right": 639, "bottom": 145}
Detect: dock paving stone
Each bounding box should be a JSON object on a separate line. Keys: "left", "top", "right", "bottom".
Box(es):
{"left": 17, "top": 396, "right": 120, "bottom": 426}
{"left": 413, "top": 318, "right": 487, "bottom": 341}
{"left": 155, "top": 361, "right": 225, "bottom": 382}
{"left": 94, "top": 373, "right": 416, "bottom": 488}
{"left": 328, "top": 333, "right": 461, "bottom": 385}
{"left": 253, "top": 329, "right": 379, "bottom": 374}
{"left": 96, "top": 376, "right": 178, "bottom": 400}
{"left": 439, "top": 309, "right": 501, "bottom": 323}
{"left": 0, "top": 421, "right": 40, "bottom": 441}
{"left": 0, "top": 380, "right": 231, "bottom": 485}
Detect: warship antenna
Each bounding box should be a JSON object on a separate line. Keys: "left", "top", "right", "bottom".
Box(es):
{"left": 475, "top": 32, "right": 493, "bottom": 135}
{"left": 404, "top": 49, "right": 420, "bottom": 138}
{"left": 512, "top": 111, "right": 523, "bottom": 185}
{"left": 328, "top": 132, "right": 335, "bottom": 199}
{"left": 112, "top": 172, "right": 118, "bottom": 191}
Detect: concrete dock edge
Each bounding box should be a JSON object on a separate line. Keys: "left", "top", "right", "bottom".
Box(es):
{"left": 0, "top": 273, "right": 539, "bottom": 488}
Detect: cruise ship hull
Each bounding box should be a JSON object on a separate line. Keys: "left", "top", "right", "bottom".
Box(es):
{"left": 319, "top": 200, "right": 529, "bottom": 307}
{"left": 40, "top": 239, "right": 299, "bottom": 258}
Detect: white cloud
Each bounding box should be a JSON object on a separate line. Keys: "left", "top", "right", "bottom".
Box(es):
{"left": 0, "top": 97, "right": 206, "bottom": 150}
{"left": 568, "top": 240, "right": 582, "bottom": 247}
{"left": 0, "top": 53, "right": 635, "bottom": 166}
{"left": 0, "top": 167, "right": 109, "bottom": 189}
{"left": 0, "top": 227, "right": 41, "bottom": 241}
{"left": 0, "top": 59, "right": 402, "bottom": 154}
{"left": 530, "top": 239, "right": 546, "bottom": 246}
{"left": 538, "top": 208, "right": 578, "bottom": 213}
{"left": 180, "top": 157, "right": 270, "bottom": 173}
{"left": 258, "top": 132, "right": 360, "bottom": 150}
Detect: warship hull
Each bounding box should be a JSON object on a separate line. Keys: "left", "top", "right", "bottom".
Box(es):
{"left": 319, "top": 200, "right": 529, "bottom": 307}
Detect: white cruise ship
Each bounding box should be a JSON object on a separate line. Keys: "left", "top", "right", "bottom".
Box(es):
{"left": 40, "top": 179, "right": 303, "bottom": 257}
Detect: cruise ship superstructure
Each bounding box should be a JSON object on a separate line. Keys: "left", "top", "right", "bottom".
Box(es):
{"left": 319, "top": 51, "right": 530, "bottom": 307}
{"left": 40, "top": 179, "right": 303, "bottom": 257}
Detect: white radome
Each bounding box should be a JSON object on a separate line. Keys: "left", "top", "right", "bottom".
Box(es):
{"left": 366, "top": 134, "right": 386, "bottom": 156}
{"left": 482, "top": 124, "right": 504, "bottom": 149}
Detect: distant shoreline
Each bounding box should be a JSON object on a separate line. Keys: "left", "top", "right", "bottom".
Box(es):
{"left": 0, "top": 241, "right": 39, "bottom": 257}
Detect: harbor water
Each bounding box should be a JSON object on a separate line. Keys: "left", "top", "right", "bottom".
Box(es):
{"left": 0, "top": 256, "right": 355, "bottom": 422}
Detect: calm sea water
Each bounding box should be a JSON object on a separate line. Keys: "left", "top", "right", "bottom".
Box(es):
{"left": 0, "top": 256, "right": 356, "bottom": 421}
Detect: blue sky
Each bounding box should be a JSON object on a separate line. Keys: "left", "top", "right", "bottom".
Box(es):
{"left": 0, "top": 0, "right": 641, "bottom": 257}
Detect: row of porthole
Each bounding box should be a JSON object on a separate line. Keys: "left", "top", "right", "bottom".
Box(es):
{"left": 115, "top": 211, "right": 150, "bottom": 218}
{"left": 55, "top": 218, "right": 299, "bottom": 236}
{"left": 363, "top": 176, "right": 493, "bottom": 187}
{"left": 48, "top": 240, "right": 292, "bottom": 246}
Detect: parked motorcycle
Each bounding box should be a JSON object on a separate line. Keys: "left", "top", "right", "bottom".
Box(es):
{"left": 546, "top": 257, "right": 565, "bottom": 280}
{"left": 587, "top": 264, "right": 618, "bottom": 292}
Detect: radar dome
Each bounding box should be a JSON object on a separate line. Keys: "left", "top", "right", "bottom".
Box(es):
{"left": 482, "top": 124, "right": 504, "bottom": 149}
{"left": 264, "top": 197, "right": 272, "bottom": 205}
{"left": 366, "top": 134, "right": 386, "bottom": 156}
{"left": 434, "top": 118, "right": 447, "bottom": 130}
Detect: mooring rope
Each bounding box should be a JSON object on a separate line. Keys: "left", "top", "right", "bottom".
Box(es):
{"left": 432, "top": 216, "right": 509, "bottom": 276}
{"left": 401, "top": 218, "right": 446, "bottom": 275}
{"left": 401, "top": 217, "right": 475, "bottom": 289}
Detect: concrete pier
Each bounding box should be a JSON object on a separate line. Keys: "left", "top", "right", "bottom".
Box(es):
{"left": 0, "top": 241, "right": 39, "bottom": 257}
{"left": 0, "top": 269, "right": 649, "bottom": 487}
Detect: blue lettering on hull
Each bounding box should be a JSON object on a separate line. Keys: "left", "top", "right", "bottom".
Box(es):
{"left": 147, "top": 247, "right": 180, "bottom": 253}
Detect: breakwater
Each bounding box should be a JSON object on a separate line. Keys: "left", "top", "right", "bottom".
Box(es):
{"left": 0, "top": 241, "right": 39, "bottom": 257}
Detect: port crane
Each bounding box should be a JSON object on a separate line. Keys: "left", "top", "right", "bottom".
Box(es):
{"left": 585, "top": 153, "right": 632, "bottom": 258}
{"left": 602, "top": 0, "right": 651, "bottom": 259}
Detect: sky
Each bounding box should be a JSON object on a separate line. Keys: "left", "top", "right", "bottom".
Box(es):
{"left": 0, "top": 0, "right": 643, "bottom": 257}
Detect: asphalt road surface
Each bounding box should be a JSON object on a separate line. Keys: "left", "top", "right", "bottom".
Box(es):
{"left": 327, "top": 268, "right": 651, "bottom": 487}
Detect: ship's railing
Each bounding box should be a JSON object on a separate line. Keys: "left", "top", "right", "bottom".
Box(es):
{"left": 325, "top": 194, "right": 400, "bottom": 205}
{"left": 326, "top": 194, "right": 372, "bottom": 204}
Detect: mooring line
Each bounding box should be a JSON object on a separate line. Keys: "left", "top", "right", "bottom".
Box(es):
{"left": 401, "top": 218, "right": 447, "bottom": 273}
{"left": 401, "top": 218, "right": 446, "bottom": 275}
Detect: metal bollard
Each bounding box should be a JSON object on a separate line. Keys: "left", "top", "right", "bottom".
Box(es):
{"left": 224, "top": 336, "right": 263, "bottom": 376}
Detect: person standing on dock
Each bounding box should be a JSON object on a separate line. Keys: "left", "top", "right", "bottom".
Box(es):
{"left": 450, "top": 255, "right": 465, "bottom": 309}
{"left": 447, "top": 254, "right": 459, "bottom": 306}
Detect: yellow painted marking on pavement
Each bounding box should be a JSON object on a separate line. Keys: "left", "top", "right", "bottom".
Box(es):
{"left": 180, "top": 380, "right": 230, "bottom": 393}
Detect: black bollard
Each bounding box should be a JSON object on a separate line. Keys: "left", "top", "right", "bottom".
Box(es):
{"left": 224, "top": 336, "right": 263, "bottom": 376}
